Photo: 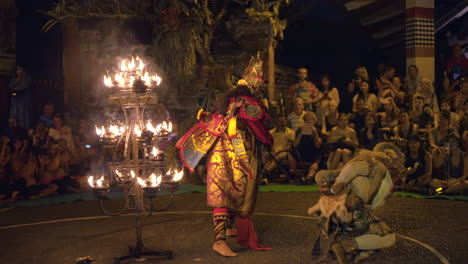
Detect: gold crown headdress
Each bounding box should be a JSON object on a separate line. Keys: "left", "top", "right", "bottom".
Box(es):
{"left": 237, "top": 52, "right": 265, "bottom": 94}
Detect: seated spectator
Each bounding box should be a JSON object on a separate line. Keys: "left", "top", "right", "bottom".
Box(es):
{"left": 456, "top": 94, "right": 468, "bottom": 134}
{"left": 445, "top": 43, "right": 468, "bottom": 74}
{"left": 2, "top": 116, "right": 29, "bottom": 151}
{"left": 434, "top": 100, "right": 459, "bottom": 130}
{"left": 377, "top": 97, "right": 400, "bottom": 137}
{"left": 0, "top": 136, "right": 13, "bottom": 203}
{"left": 430, "top": 135, "right": 468, "bottom": 194}
{"left": 39, "top": 103, "right": 55, "bottom": 128}
{"left": 287, "top": 67, "right": 319, "bottom": 111}
{"left": 429, "top": 111, "right": 460, "bottom": 170}
{"left": 29, "top": 120, "right": 48, "bottom": 154}
{"left": 352, "top": 81, "right": 378, "bottom": 112}
{"left": 393, "top": 110, "right": 419, "bottom": 150}
{"left": 287, "top": 98, "right": 310, "bottom": 133}
{"left": 453, "top": 80, "right": 468, "bottom": 113}
{"left": 375, "top": 65, "right": 395, "bottom": 95}
{"left": 327, "top": 113, "right": 358, "bottom": 170}
{"left": 359, "top": 112, "right": 383, "bottom": 150}
{"left": 463, "top": 131, "right": 468, "bottom": 153}
{"left": 349, "top": 96, "right": 367, "bottom": 132}
{"left": 316, "top": 74, "right": 340, "bottom": 126}
{"left": 291, "top": 112, "right": 322, "bottom": 182}
{"left": 389, "top": 76, "right": 408, "bottom": 109}
{"left": 340, "top": 74, "right": 360, "bottom": 113}
{"left": 404, "top": 64, "right": 421, "bottom": 92}
{"left": 409, "top": 96, "right": 433, "bottom": 134}
{"left": 73, "top": 117, "right": 99, "bottom": 174}
{"left": 354, "top": 66, "right": 370, "bottom": 83}
{"left": 400, "top": 136, "right": 432, "bottom": 192}
{"left": 412, "top": 77, "right": 439, "bottom": 114}
{"left": 441, "top": 76, "right": 462, "bottom": 103}
{"left": 263, "top": 116, "right": 296, "bottom": 181}
{"left": 429, "top": 111, "right": 459, "bottom": 150}
{"left": 47, "top": 114, "right": 75, "bottom": 155}
{"left": 321, "top": 100, "right": 339, "bottom": 137}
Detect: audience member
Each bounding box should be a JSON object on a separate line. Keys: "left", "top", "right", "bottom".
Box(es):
{"left": 375, "top": 65, "right": 395, "bottom": 95}
{"left": 287, "top": 98, "right": 309, "bottom": 133}
{"left": 434, "top": 100, "right": 459, "bottom": 130}
{"left": 321, "top": 100, "right": 339, "bottom": 137}
{"left": 291, "top": 112, "right": 322, "bottom": 182}
{"left": 412, "top": 77, "right": 439, "bottom": 114}
{"left": 404, "top": 64, "right": 421, "bottom": 92}
{"left": 8, "top": 65, "right": 33, "bottom": 129}
{"left": 1, "top": 116, "right": 28, "bottom": 150}
{"left": 263, "top": 116, "right": 296, "bottom": 181}
{"left": 39, "top": 103, "right": 55, "bottom": 128}
{"left": 353, "top": 81, "right": 378, "bottom": 112}
{"left": 287, "top": 67, "right": 319, "bottom": 111}
{"left": 327, "top": 113, "right": 358, "bottom": 170}
{"left": 354, "top": 66, "right": 370, "bottom": 82}
{"left": 409, "top": 96, "right": 433, "bottom": 134}
{"left": 48, "top": 114, "right": 75, "bottom": 155}
{"left": 359, "top": 112, "right": 383, "bottom": 150}
{"left": 316, "top": 74, "right": 340, "bottom": 126}
{"left": 377, "top": 97, "right": 400, "bottom": 137}
{"left": 400, "top": 136, "right": 432, "bottom": 192}
{"left": 430, "top": 135, "right": 468, "bottom": 194}
{"left": 349, "top": 96, "right": 367, "bottom": 132}
{"left": 445, "top": 44, "right": 468, "bottom": 74}
{"left": 393, "top": 110, "right": 419, "bottom": 150}
{"left": 341, "top": 75, "right": 361, "bottom": 113}
{"left": 29, "top": 120, "right": 48, "bottom": 154}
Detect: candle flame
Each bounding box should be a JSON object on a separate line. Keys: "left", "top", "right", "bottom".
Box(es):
{"left": 95, "top": 126, "right": 103, "bottom": 136}
{"left": 134, "top": 124, "right": 142, "bottom": 137}
{"left": 146, "top": 121, "right": 156, "bottom": 133}
{"left": 88, "top": 176, "right": 94, "bottom": 187}
{"left": 128, "top": 57, "right": 136, "bottom": 71}
{"left": 130, "top": 170, "right": 136, "bottom": 179}
{"left": 152, "top": 75, "right": 162, "bottom": 86}
{"left": 104, "top": 75, "right": 113, "bottom": 87}
{"left": 137, "top": 56, "right": 144, "bottom": 72}
{"left": 173, "top": 169, "right": 184, "bottom": 182}
{"left": 120, "top": 60, "right": 127, "bottom": 71}
{"left": 137, "top": 177, "right": 147, "bottom": 187}
{"left": 149, "top": 173, "right": 162, "bottom": 187}
{"left": 115, "top": 73, "right": 125, "bottom": 87}
{"left": 115, "top": 170, "right": 122, "bottom": 178}
{"left": 151, "top": 147, "right": 159, "bottom": 157}
{"left": 96, "top": 176, "right": 104, "bottom": 188}
{"left": 168, "top": 122, "right": 173, "bottom": 133}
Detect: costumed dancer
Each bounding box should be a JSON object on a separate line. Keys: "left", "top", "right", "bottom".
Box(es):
{"left": 308, "top": 142, "right": 405, "bottom": 263}
{"left": 176, "top": 53, "right": 273, "bottom": 257}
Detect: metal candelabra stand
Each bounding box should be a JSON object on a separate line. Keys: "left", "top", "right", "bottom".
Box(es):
{"left": 88, "top": 57, "right": 181, "bottom": 263}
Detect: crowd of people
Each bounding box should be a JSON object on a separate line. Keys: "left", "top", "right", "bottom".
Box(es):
{"left": 264, "top": 63, "right": 468, "bottom": 195}
{"left": 0, "top": 102, "right": 99, "bottom": 203}
{"left": 1, "top": 52, "right": 468, "bottom": 203}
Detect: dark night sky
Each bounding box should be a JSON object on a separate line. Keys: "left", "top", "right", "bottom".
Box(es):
{"left": 14, "top": 0, "right": 405, "bottom": 88}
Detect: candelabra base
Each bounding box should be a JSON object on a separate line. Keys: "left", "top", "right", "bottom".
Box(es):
{"left": 114, "top": 247, "right": 173, "bottom": 263}
{"left": 113, "top": 213, "right": 173, "bottom": 263}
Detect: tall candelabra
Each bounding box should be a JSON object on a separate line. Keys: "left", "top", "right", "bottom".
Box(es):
{"left": 87, "top": 57, "right": 182, "bottom": 263}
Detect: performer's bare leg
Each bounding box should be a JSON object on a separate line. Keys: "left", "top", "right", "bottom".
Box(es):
{"left": 212, "top": 208, "right": 237, "bottom": 257}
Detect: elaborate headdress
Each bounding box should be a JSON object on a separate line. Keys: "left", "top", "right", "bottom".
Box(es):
{"left": 237, "top": 52, "right": 265, "bottom": 94}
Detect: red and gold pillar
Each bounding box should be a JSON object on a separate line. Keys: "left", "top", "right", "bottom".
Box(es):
{"left": 405, "top": 0, "right": 435, "bottom": 80}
